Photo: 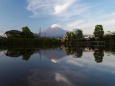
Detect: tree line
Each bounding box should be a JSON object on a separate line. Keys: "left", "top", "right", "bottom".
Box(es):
{"left": 0, "top": 25, "right": 115, "bottom": 46}
{"left": 0, "top": 26, "right": 61, "bottom": 46}
{"left": 64, "top": 24, "right": 115, "bottom": 45}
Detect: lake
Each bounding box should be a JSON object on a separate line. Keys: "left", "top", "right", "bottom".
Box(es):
{"left": 0, "top": 46, "right": 115, "bottom": 86}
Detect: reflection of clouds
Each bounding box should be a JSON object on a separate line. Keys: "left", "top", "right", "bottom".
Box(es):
{"left": 26, "top": 66, "right": 102, "bottom": 86}
{"left": 66, "top": 59, "right": 84, "bottom": 67}
{"left": 56, "top": 54, "right": 115, "bottom": 86}
{"left": 0, "top": 50, "right": 7, "bottom": 56}
{"left": 112, "top": 71, "right": 115, "bottom": 73}
{"left": 55, "top": 73, "right": 73, "bottom": 86}
{"left": 0, "top": 48, "right": 115, "bottom": 86}
{"left": 27, "top": 69, "right": 56, "bottom": 86}
{"left": 59, "top": 55, "right": 93, "bottom": 67}
{"left": 27, "top": 69, "right": 75, "bottom": 86}
{"left": 59, "top": 52, "right": 115, "bottom": 75}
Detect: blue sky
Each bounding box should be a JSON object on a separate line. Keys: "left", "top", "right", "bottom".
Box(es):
{"left": 0, "top": 0, "right": 115, "bottom": 35}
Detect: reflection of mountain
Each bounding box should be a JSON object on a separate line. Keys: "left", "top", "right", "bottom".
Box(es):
{"left": 41, "top": 49, "right": 66, "bottom": 63}
{"left": 4, "top": 48, "right": 66, "bottom": 62}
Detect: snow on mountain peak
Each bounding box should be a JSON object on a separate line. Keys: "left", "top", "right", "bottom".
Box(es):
{"left": 51, "top": 24, "right": 59, "bottom": 29}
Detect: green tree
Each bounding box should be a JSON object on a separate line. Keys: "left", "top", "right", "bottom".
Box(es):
{"left": 64, "top": 29, "right": 83, "bottom": 44}
{"left": 22, "top": 26, "right": 34, "bottom": 38}
{"left": 105, "top": 31, "right": 115, "bottom": 42}
{"left": 93, "top": 25, "right": 104, "bottom": 41}
{"left": 65, "top": 32, "right": 74, "bottom": 44}
{"left": 7, "top": 34, "right": 20, "bottom": 39}
{"left": 74, "top": 29, "right": 83, "bottom": 41}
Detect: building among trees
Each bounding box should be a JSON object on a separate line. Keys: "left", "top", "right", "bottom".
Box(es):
{"left": 5, "top": 30, "right": 23, "bottom": 38}
{"left": 5, "top": 26, "right": 35, "bottom": 38}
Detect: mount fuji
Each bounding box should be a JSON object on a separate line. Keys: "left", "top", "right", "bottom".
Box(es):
{"left": 41, "top": 24, "right": 68, "bottom": 38}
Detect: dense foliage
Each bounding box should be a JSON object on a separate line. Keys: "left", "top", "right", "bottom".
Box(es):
{"left": 22, "top": 26, "right": 34, "bottom": 38}
{"left": 93, "top": 25, "right": 104, "bottom": 40}
{"left": 64, "top": 29, "right": 83, "bottom": 44}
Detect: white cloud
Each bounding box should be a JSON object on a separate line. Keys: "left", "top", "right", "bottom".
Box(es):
{"left": 62, "top": 12, "right": 115, "bottom": 34}
{"left": 65, "top": 20, "right": 85, "bottom": 30}
{"left": 54, "top": 3, "right": 69, "bottom": 14}
{"left": 26, "top": 0, "right": 76, "bottom": 17}
{"left": 54, "top": 0, "right": 75, "bottom": 14}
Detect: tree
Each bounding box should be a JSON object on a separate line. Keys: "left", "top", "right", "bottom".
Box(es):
{"left": 64, "top": 29, "right": 83, "bottom": 44}
{"left": 74, "top": 29, "right": 83, "bottom": 41}
{"left": 7, "top": 34, "right": 20, "bottom": 39}
{"left": 64, "top": 32, "right": 74, "bottom": 44}
{"left": 22, "top": 26, "right": 34, "bottom": 38}
{"left": 93, "top": 25, "right": 104, "bottom": 41}
{"left": 105, "top": 31, "right": 115, "bottom": 42}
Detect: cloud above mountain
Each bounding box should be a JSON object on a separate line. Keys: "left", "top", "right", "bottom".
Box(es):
{"left": 26, "top": 0, "right": 76, "bottom": 17}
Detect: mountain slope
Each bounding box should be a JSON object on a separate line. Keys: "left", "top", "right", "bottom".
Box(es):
{"left": 41, "top": 25, "right": 68, "bottom": 38}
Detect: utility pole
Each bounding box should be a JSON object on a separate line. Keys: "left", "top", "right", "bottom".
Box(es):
{"left": 39, "top": 27, "right": 41, "bottom": 38}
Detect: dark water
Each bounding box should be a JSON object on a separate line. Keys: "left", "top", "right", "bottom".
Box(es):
{"left": 0, "top": 47, "right": 115, "bottom": 86}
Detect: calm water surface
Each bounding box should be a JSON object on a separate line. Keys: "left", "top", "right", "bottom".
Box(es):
{"left": 0, "top": 47, "right": 115, "bottom": 86}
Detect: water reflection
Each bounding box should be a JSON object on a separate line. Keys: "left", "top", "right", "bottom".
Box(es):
{"left": 40, "top": 49, "right": 66, "bottom": 63}
{"left": 63, "top": 45, "right": 115, "bottom": 63}
{"left": 93, "top": 47, "right": 104, "bottom": 63}
{"left": 5, "top": 48, "right": 35, "bottom": 61}
{"left": 0, "top": 45, "right": 115, "bottom": 86}
{"left": 27, "top": 69, "right": 74, "bottom": 86}
{"left": 1, "top": 45, "right": 115, "bottom": 63}
{"left": 63, "top": 45, "right": 83, "bottom": 58}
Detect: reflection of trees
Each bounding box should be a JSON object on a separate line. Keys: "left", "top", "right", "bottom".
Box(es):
{"left": 74, "top": 47, "right": 83, "bottom": 58}
{"left": 5, "top": 49, "right": 22, "bottom": 57}
{"left": 22, "top": 49, "right": 35, "bottom": 61}
{"left": 64, "top": 45, "right": 83, "bottom": 58}
{"left": 5, "top": 48, "right": 35, "bottom": 61}
{"left": 65, "top": 45, "right": 74, "bottom": 55}
{"left": 93, "top": 47, "right": 104, "bottom": 63}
